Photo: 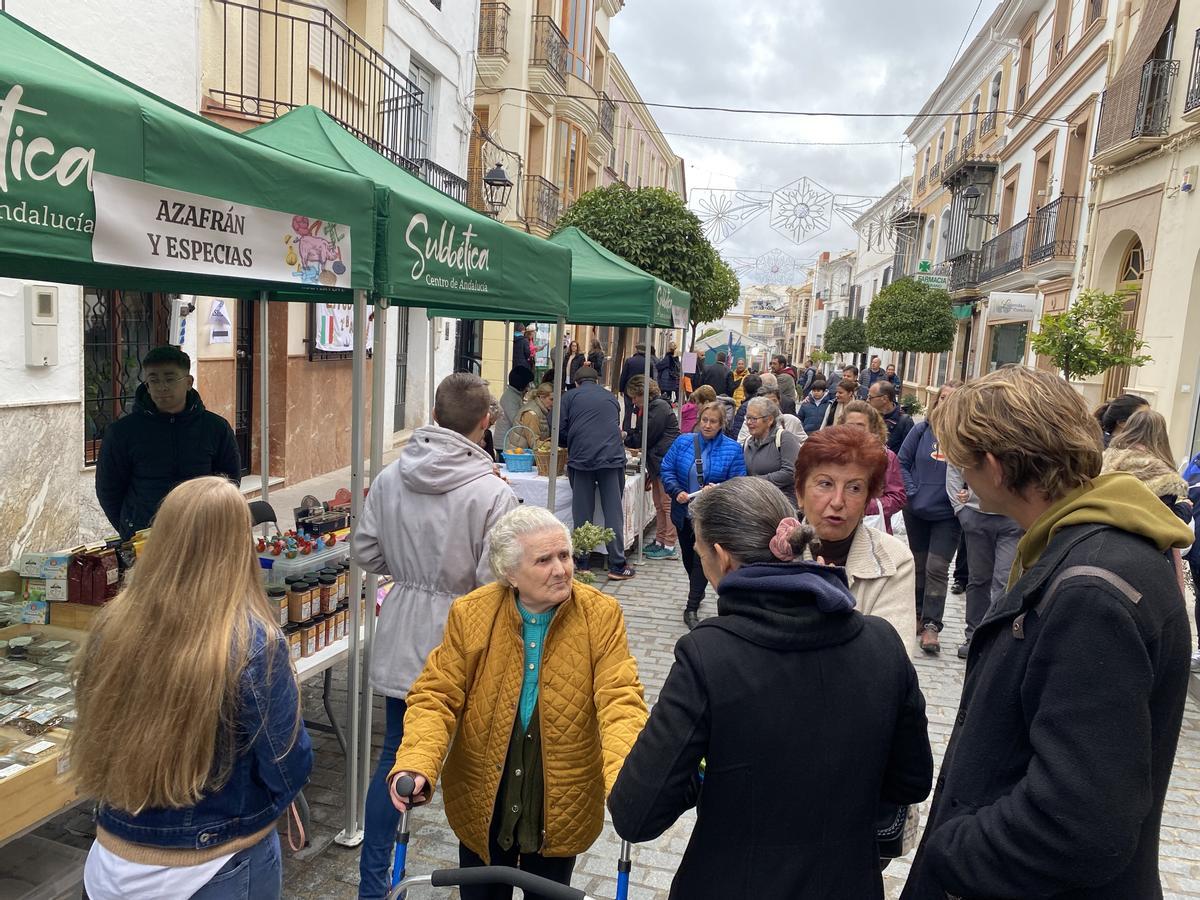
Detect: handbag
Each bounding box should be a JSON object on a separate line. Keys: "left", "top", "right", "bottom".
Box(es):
{"left": 876, "top": 802, "right": 918, "bottom": 859}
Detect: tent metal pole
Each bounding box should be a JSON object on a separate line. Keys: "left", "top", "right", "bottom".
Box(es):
{"left": 638, "top": 326, "right": 653, "bottom": 565}
{"left": 427, "top": 317, "right": 436, "bottom": 425}
{"left": 358, "top": 299, "right": 387, "bottom": 829}
{"left": 502, "top": 320, "right": 510, "bottom": 384}
{"left": 335, "top": 288, "right": 367, "bottom": 847}
{"left": 546, "top": 317, "right": 565, "bottom": 513}
{"left": 259, "top": 293, "right": 270, "bottom": 501}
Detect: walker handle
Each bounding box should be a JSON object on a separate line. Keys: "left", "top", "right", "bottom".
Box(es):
{"left": 430, "top": 866, "right": 587, "bottom": 899}
{"left": 389, "top": 775, "right": 417, "bottom": 889}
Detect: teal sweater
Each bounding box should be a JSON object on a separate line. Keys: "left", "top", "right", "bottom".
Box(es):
{"left": 515, "top": 597, "right": 555, "bottom": 730}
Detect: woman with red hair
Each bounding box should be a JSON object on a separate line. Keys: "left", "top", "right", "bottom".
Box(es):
{"left": 794, "top": 425, "right": 916, "bottom": 649}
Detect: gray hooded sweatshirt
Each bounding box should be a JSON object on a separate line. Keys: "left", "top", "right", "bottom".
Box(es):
{"left": 352, "top": 424, "right": 519, "bottom": 698}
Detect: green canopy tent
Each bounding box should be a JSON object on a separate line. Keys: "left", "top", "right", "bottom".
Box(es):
{"left": 0, "top": 11, "right": 386, "bottom": 843}
{"left": 548, "top": 227, "right": 691, "bottom": 564}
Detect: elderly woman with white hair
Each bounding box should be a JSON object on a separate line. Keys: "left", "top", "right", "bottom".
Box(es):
{"left": 386, "top": 505, "right": 648, "bottom": 898}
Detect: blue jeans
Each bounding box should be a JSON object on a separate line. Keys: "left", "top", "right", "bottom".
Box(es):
{"left": 359, "top": 696, "right": 408, "bottom": 900}
{"left": 191, "top": 830, "right": 280, "bottom": 900}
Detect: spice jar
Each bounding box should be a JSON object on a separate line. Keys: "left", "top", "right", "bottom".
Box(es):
{"left": 300, "top": 623, "right": 316, "bottom": 658}
{"left": 319, "top": 575, "right": 337, "bottom": 615}
{"left": 338, "top": 608, "right": 348, "bottom": 640}
{"left": 288, "top": 583, "right": 310, "bottom": 624}
{"left": 337, "top": 563, "right": 349, "bottom": 603}
{"left": 285, "top": 626, "right": 302, "bottom": 662}
{"left": 324, "top": 614, "right": 335, "bottom": 646}
{"left": 313, "top": 617, "right": 325, "bottom": 653}
{"left": 267, "top": 586, "right": 288, "bottom": 628}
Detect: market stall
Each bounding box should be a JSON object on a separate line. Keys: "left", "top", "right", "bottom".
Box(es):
{"left": 505, "top": 469, "right": 656, "bottom": 551}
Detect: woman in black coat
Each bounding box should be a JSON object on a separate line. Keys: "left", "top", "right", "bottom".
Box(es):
{"left": 625, "top": 375, "right": 681, "bottom": 558}
{"left": 587, "top": 339, "right": 606, "bottom": 380}
{"left": 609, "top": 476, "right": 932, "bottom": 899}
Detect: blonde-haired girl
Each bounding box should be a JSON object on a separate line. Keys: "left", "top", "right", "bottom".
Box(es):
{"left": 72, "top": 476, "right": 311, "bottom": 900}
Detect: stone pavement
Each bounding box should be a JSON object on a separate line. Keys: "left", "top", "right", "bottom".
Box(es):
{"left": 275, "top": 534, "right": 1200, "bottom": 900}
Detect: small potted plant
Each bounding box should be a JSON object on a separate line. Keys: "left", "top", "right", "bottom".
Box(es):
{"left": 571, "top": 521, "right": 615, "bottom": 585}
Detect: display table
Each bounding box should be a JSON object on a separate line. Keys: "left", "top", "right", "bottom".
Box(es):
{"left": 503, "top": 466, "right": 656, "bottom": 551}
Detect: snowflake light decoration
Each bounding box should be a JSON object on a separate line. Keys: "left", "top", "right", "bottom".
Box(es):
{"left": 693, "top": 189, "right": 771, "bottom": 243}
{"left": 769, "top": 178, "right": 833, "bottom": 245}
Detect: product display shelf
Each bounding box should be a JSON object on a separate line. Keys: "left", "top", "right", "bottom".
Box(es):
{"left": 0, "top": 624, "right": 88, "bottom": 848}
{"left": 257, "top": 542, "right": 349, "bottom": 584}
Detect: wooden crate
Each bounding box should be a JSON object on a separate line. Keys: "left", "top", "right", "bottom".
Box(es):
{"left": 0, "top": 623, "right": 88, "bottom": 846}
{"left": 48, "top": 603, "right": 100, "bottom": 631}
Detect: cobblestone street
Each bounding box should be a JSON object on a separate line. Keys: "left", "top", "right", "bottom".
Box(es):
{"left": 278, "top": 535, "right": 1200, "bottom": 900}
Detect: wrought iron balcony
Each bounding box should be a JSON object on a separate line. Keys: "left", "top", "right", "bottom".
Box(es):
{"left": 929, "top": 161, "right": 941, "bottom": 181}
{"left": 1027, "top": 195, "right": 1083, "bottom": 264}
{"left": 1188, "top": 29, "right": 1200, "bottom": 115}
{"left": 524, "top": 174, "right": 562, "bottom": 232}
{"left": 1097, "top": 58, "right": 1180, "bottom": 156}
{"left": 981, "top": 110, "right": 997, "bottom": 133}
{"left": 530, "top": 16, "right": 568, "bottom": 86}
{"left": 979, "top": 217, "right": 1030, "bottom": 283}
{"left": 949, "top": 250, "right": 981, "bottom": 292}
{"left": 599, "top": 92, "right": 617, "bottom": 139}
{"left": 209, "top": 0, "right": 424, "bottom": 170}
{"left": 943, "top": 147, "right": 957, "bottom": 172}
{"left": 416, "top": 158, "right": 468, "bottom": 204}
{"left": 478, "top": 3, "right": 510, "bottom": 59}
{"left": 962, "top": 130, "right": 976, "bottom": 156}
{"left": 917, "top": 176, "right": 927, "bottom": 194}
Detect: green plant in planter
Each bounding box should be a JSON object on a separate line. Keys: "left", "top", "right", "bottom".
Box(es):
{"left": 900, "top": 394, "right": 925, "bottom": 417}
{"left": 572, "top": 521, "right": 616, "bottom": 585}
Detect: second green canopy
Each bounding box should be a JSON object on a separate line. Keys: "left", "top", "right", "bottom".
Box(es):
{"left": 549, "top": 227, "right": 690, "bottom": 328}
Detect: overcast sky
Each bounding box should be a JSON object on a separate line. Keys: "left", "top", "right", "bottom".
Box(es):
{"left": 609, "top": 0, "right": 999, "bottom": 284}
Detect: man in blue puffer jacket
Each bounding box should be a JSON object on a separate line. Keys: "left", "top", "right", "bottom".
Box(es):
{"left": 660, "top": 401, "right": 747, "bottom": 629}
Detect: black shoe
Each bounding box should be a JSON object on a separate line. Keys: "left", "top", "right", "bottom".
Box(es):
{"left": 950, "top": 581, "right": 966, "bottom": 595}
{"left": 683, "top": 609, "right": 700, "bottom": 630}
{"left": 957, "top": 641, "right": 970, "bottom": 659}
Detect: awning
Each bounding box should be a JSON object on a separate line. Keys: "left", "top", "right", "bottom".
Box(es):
{"left": 0, "top": 13, "right": 378, "bottom": 300}
{"left": 549, "top": 227, "right": 690, "bottom": 328}
{"left": 246, "top": 107, "right": 570, "bottom": 319}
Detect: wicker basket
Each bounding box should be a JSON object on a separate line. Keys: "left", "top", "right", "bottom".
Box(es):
{"left": 535, "top": 446, "right": 568, "bottom": 478}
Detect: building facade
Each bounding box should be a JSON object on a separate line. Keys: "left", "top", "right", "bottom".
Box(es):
{"left": 808, "top": 250, "right": 856, "bottom": 364}
{"left": 851, "top": 180, "right": 909, "bottom": 368}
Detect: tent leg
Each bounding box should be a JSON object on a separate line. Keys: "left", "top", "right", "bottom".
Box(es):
{"left": 639, "top": 327, "right": 654, "bottom": 565}
{"left": 335, "top": 288, "right": 368, "bottom": 848}
{"left": 546, "top": 318, "right": 565, "bottom": 514}
{"left": 502, "top": 321, "right": 511, "bottom": 384}
{"left": 358, "top": 300, "right": 387, "bottom": 834}
{"left": 259, "top": 293, "right": 270, "bottom": 501}
{"left": 427, "top": 317, "right": 436, "bottom": 425}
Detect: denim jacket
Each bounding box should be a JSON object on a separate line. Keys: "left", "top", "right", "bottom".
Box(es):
{"left": 97, "top": 627, "right": 313, "bottom": 850}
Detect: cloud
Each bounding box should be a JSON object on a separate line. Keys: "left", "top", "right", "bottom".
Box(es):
{"left": 609, "top": 0, "right": 996, "bottom": 280}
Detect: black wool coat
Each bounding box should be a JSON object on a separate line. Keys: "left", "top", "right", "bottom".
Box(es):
{"left": 609, "top": 562, "right": 933, "bottom": 899}
{"left": 623, "top": 396, "right": 679, "bottom": 477}
{"left": 901, "top": 523, "right": 1192, "bottom": 900}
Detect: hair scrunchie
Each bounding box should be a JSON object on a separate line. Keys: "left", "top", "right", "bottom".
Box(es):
{"left": 769, "top": 517, "right": 802, "bottom": 561}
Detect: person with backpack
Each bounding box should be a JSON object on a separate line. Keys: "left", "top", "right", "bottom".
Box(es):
{"left": 742, "top": 396, "right": 803, "bottom": 506}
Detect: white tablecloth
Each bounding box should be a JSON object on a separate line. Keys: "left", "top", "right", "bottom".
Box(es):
{"left": 503, "top": 467, "right": 656, "bottom": 551}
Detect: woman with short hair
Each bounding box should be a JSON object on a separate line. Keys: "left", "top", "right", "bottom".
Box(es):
{"left": 72, "top": 477, "right": 312, "bottom": 900}
{"left": 742, "top": 395, "right": 803, "bottom": 505}
{"left": 841, "top": 400, "right": 907, "bottom": 533}
{"left": 387, "top": 506, "right": 647, "bottom": 898}
{"left": 609, "top": 476, "right": 932, "bottom": 899}
{"left": 661, "top": 401, "right": 748, "bottom": 629}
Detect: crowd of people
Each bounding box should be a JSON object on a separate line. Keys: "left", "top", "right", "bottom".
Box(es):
{"left": 71, "top": 336, "right": 1200, "bottom": 900}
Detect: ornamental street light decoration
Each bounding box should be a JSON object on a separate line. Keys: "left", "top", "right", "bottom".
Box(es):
{"left": 483, "top": 162, "right": 514, "bottom": 217}
{"left": 962, "top": 182, "right": 999, "bottom": 226}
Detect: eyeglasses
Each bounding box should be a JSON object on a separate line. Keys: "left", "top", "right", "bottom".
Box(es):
{"left": 142, "top": 375, "right": 184, "bottom": 387}
{"left": 745, "top": 415, "right": 768, "bottom": 423}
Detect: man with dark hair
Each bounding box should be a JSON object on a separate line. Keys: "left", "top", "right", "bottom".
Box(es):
{"left": 512, "top": 323, "right": 538, "bottom": 372}
{"left": 353, "top": 371, "right": 518, "bottom": 898}
{"left": 769, "top": 355, "right": 798, "bottom": 414}
{"left": 799, "top": 378, "right": 831, "bottom": 433}
{"left": 700, "top": 350, "right": 735, "bottom": 397}
{"left": 902, "top": 367, "right": 1193, "bottom": 900}
{"left": 842, "top": 364, "right": 868, "bottom": 399}
{"left": 868, "top": 380, "right": 913, "bottom": 453}
{"left": 727, "top": 373, "right": 763, "bottom": 439}
{"left": 620, "top": 342, "right": 656, "bottom": 431}
{"left": 799, "top": 357, "right": 817, "bottom": 397}
{"left": 96, "top": 345, "right": 240, "bottom": 539}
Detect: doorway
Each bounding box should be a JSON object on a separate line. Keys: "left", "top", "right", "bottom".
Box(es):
{"left": 234, "top": 297, "right": 254, "bottom": 476}
{"left": 394, "top": 307, "right": 410, "bottom": 431}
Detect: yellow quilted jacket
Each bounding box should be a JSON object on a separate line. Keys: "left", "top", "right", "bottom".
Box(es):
{"left": 390, "top": 580, "right": 648, "bottom": 861}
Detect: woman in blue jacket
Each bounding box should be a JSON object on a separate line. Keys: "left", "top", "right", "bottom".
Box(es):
{"left": 661, "top": 401, "right": 748, "bottom": 629}
{"left": 898, "top": 382, "right": 962, "bottom": 655}
{"left": 70, "top": 476, "right": 312, "bottom": 900}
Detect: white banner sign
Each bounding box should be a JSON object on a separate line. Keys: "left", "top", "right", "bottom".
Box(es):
{"left": 314, "top": 302, "right": 374, "bottom": 353}
{"left": 987, "top": 291, "right": 1040, "bottom": 322}
{"left": 92, "top": 174, "right": 352, "bottom": 288}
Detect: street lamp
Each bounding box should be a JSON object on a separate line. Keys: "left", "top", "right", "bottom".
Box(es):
{"left": 962, "top": 182, "right": 999, "bottom": 225}
{"left": 483, "top": 163, "right": 514, "bottom": 217}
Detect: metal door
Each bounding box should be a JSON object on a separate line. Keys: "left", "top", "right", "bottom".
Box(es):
{"left": 234, "top": 298, "right": 253, "bottom": 475}
{"left": 394, "top": 307, "right": 410, "bottom": 430}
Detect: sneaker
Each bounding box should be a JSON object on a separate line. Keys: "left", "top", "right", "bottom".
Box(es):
{"left": 683, "top": 609, "right": 700, "bottom": 630}
{"left": 645, "top": 545, "right": 678, "bottom": 559}
{"left": 920, "top": 624, "right": 941, "bottom": 654}
{"left": 950, "top": 581, "right": 967, "bottom": 595}
{"left": 1192, "top": 650, "right": 1200, "bottom": 672}
{"left": 642, "top": 540, "right": 661, "bottom": 553}
{"left": 957, "top": 641, "right": 970, "bottom": 660}
{"left": 606, "top": 566, "right": 636, "bottom": 580}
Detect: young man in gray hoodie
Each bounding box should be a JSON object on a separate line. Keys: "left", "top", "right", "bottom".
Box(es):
{"left": 352, "top": 373, "right": 518, "bottom": 899}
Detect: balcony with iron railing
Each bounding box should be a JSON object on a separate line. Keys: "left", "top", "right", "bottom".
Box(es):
{"left": 524, "top": 174, "right": 562, "bottom": 234}
{"left": 529, "top": 15, "right": 568, "bottom": 93}
{"left": 1027, "top": 195, "right": 1083, "bottom": 265}
{"left": 929, "top": 161, "right": 941, "bottom": 182}
{"left": 599, "top": 93, "right": 617, "bottom": 140}
{"left": 981, "top": 110, "right": 997, "bottom": 134}
{"left": 979, "top": 217, "right": 1030, "bottom": 283}
{"left": 949, "top": 250, "right": 981, "bottom": 293}
{"left": 1184, "top": 29, "right": 1200, "bottom": 120}
{"left": 1095, "top": 58, "right": 1180, "bottom": 163}
{"left": 416, "top": 158, "right": 469, "bottom": 204}
{"left": 961, "top": 129, "right": 976, "bottom": 156}
{"left": 208, "top": 0, "right": 424, "bottom": 170}
{"left": 942, "top": 146, "right": 957, "bottom": 174}
{"left": 916, "top": 175, "right": 927, "bottom": 195}
{"left": 477, "top": 2, "right": 510, "bottom": 79}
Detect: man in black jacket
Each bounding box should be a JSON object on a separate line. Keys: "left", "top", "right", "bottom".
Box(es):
{"left": 619, "top": 342, "right": 655, "bottom": 432}
{"left": 96, "top": 345, "right": 240, "bottom": 538}
{"left": 901, "top": 366, "right": 1194, "bottom": 900}
{"left": 623, "top": 375, "right": 680, "bottom": 559}
{"left": 699, "top": 351, "right": 734, "bottom": 397}
{"left": 867, "top": 380, "right": 913, "bottom": 453}
{"left": 511, "top": 323, "right": 538, "bottom": 372}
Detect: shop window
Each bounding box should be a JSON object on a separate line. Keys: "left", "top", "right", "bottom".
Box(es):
{"left": 988, "top": 321, "right": 1029, "bottom": 372}
{"left": 83, "top": 289, "right": 173, "bottom": 466}
{"left": 560, "top": 0, "right": 594, "bottom": 80}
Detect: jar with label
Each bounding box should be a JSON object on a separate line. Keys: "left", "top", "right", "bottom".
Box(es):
{"left": 338, "top": 609, "right": 349, "bottom": 640}
{"left": 313, "top": 617, "right": 325, "bottom": 653}
{"left": 319, "top": 575, "right": 337, "bottom": 615}
{"left": 288, "top": 584, "right": 310, "bottom": 624}
{"left": 268, "top": 586, "right": 288, "bottom": 628}
{"left": 337, "top": 563, "right": 348, "bottom": 603}
{"left": 323, "top": 615, "right": 335, "bottom": 646}
{"left": 301, "top": 623, "right": 317, "bottom": 658}
{"left": 285, "top": 626, "right": 302, "bottom": 662}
